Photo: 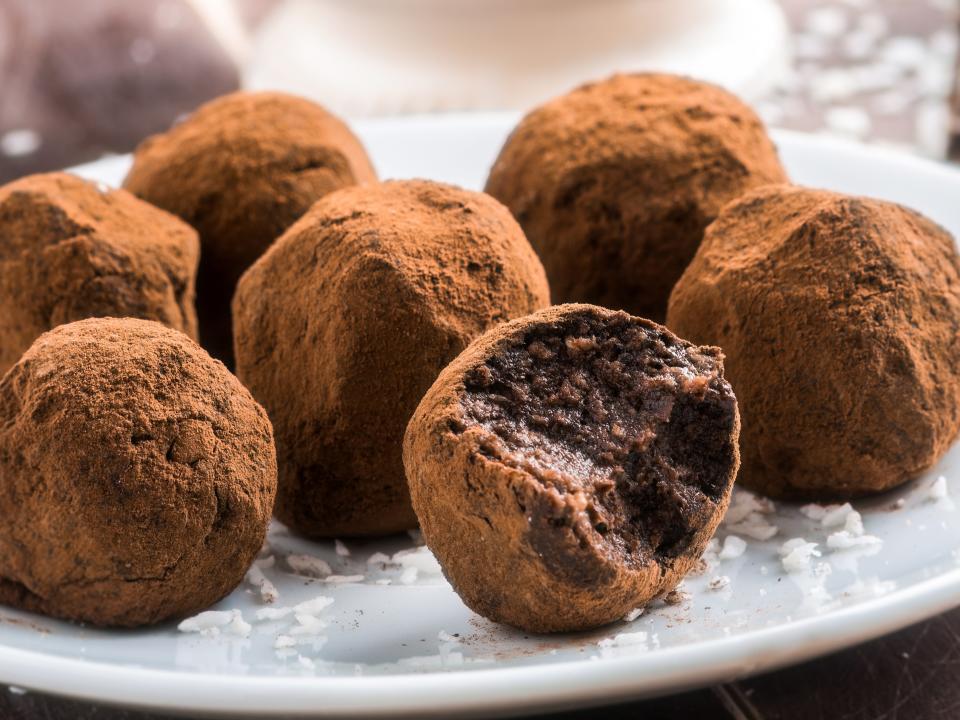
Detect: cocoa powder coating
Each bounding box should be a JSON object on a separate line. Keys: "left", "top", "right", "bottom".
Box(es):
{"left": 485, "top": 73, "right": 788, "bottom": 322}
{"left": 0, "top": 317, "right": 277, "bottom": 627}
{"left": 233, "top": 180, "right": 550, "bottom": 537}
{"left": 123, "top": 91, "right": 377, "bottom": 365}
{"left": 403, "top": 304, "right": 740, "bottom": 632}
{"left": 0, "top": 172, "right": 199, "bottom": 376}
{"left": 667, "top": 185, "right": 960, "bottom": 499}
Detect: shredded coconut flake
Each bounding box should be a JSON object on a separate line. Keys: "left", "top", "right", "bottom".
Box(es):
{"left": 367, "top": 552, "right": 391, "bottom": 565}
{"left": 928, "top": 476, "right": 949, "bottom": 502}
{"left": 246, "top": 564, "right": 279, "bottom": 603}
{"left": 334, "top": 539, "right": 350, "bottom": 557}
{"left": 598, "top": 631, "right": 649, "bottom": 654}
{"left": 843, "top": 578, "right": 896, "bottom": 598}
{"left": 719, "top": 535, "right": 747, "bottom": 560}
{"left": 293, "top": 596, "right": 335, "bottom": 616}
{"left": 843, "top": 510, "right": 865, "bottom": 536}
{"left": 398, "top": 566, "right": 418, "bottom": 585}
{"left": 826, "top": 531, "right": 882, "bottom": 550}
{"left": 780, "top": 538, "right": 821, "bottom": 573}
{"left": 723, "top": 490, "right": 776, "bottom": 524}
{"left": 623, "top": 607, "right": 644, "bottom": 622}
{"left": 799, "top": 503, "right": 828, "bottom": 521}
{"left": 298, "top": 655, "right": 316, "bottom": 670}
{"left": 323, "top": 574, "right": 364, "bottom": 584}
{"left": 178, "top": 609, "right": 250, "bottom": 638}
{"left": 708, "top": 576, "right": 730, "bottom": 591}
{"left": 391, "top": 547, "right": 443, "bottom": 575}
{"left": 821, "top": 507, "right": 883, "bottom": 551}
{"left": 289, "top": 613, "right": 327, "bottom": 635}
{"left": 821, "top": 503, "right": 854, "bottom": 528}
{"left": 226, "top": 612, "right": 252, "bottom": 637}
{"left": 256, "top": 606, "right": 293, "bottom": 621}
{"left": 286, "top": 554, "right": 333, "bottom": 578}
{"left": 724, "top": 513, "right": 779, "bottom": 541}
{"left": 438, "top": 630, "right": 459, "bottom": 642}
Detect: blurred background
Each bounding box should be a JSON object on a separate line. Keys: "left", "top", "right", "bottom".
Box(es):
{"left": 0, "top": 0, "right": 957, "bottom": 182}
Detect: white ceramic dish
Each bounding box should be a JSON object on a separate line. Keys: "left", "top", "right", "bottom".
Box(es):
{"left": 3, "top": 114, "right": 960, "bottom": 719}
{"left": 246, "top": 0, "right": 790, "bottom": 115}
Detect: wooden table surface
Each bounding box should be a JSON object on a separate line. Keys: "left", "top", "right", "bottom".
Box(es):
{"left": 1, "top": 1, "right": 959, "bottom": 718}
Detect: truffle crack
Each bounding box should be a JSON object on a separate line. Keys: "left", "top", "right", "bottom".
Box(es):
{"left": 459, "top": 312, "right": 736, "bottom": 568}
{"left": 404, "top": 304, "right": 740, "bottom": 632}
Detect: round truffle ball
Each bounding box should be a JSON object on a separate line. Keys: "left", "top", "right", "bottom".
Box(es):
{"left": 0, "top": 172, "right": 199, "bottom": 376}
{"left": 667, "top": 185, "right": 960, "bottom": 499}
{"left": 0, "top": 317, "right": 277, "bottom": 627}
{"left": 403, "top": 304, "right": 740, "bottom": 632}
{"left": 485, "top": 73, "right": 788, "bottom": 322}
{"left": 123, "top": 90, "right": 377, "bottom": 365}
{"left": 233, "top": 180, "right": 550, "bottom": 537}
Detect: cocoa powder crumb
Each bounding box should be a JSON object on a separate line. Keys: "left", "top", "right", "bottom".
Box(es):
{"left": 0, "top": 172, "right": 199, "bottom": 376}
{"left": 668, "top": 185, "right": 960, "bottom": 500}
{"left": 234, "top": 179, "right": 549, "bottom": 538}
{"left": 124, "top": 91, "right": 377, "bottom": 365}
{"left": 404, "top": 304, "right": 739, "bottom": 633}
{"left": 486, "top": 73, "right": 787, "bottom": 322}
{"left": 0, "top": 317, "right": 277, "bottom": 628}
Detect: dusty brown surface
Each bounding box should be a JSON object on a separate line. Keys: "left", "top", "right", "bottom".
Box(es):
{"left": 0, "top": 317, "right": 277, "bottom": 627}
{"left": 0, "top": 172, "right": 198, "bottom": 376}
{"left": 233, "top": 179, "right": 549, "bottom": 538}
{"left": 404, "top": 304, "right": 739, "bottom": 632}
{"left": 667, "top": 184, "right": 960, "bottom": 499}
{"left": 123, "top": 91, "right": 377, "bottom": 366}
{"left": 485, "top": 73, "right": 787, "bottom": 323}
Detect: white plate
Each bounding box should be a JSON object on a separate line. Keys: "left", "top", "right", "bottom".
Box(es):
{"left": 6, "top": 114, "right": 960, "bottom": 718}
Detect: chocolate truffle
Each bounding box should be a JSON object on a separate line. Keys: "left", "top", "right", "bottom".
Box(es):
{"left": 667, "top": 185, "right": 960, "bottom": 500}
{"left": 123, "top": 91, "right": 377, "bottom": 364}
{"left": 233, "top": 180, "right": 550, "bottom": 537}
{"left": 0, "top": 172, "right": 199, "bottom": 376}
{"left": 403, "top": 304, "right": 740, "bottom": 632}
{"left": 0, "top": 317, "right": 277, "bottom": 627}
{"left": 485, "top": 73, "right": 788, "bottom": 322}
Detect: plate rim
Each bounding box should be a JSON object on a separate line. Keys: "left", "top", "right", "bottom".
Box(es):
{"left": 2, "top": 567, "right": 959, "bottom": 717}
{"left": 8, "top": 117, "right": 960, "bottom": 717}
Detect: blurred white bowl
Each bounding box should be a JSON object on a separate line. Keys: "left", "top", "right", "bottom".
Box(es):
{"left": 245, "top": 0, "right": 790, "bottom": 116}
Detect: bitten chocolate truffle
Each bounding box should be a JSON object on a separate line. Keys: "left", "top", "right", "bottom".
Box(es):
{"left": 667, "top": 185, "right": 960, "bottom": 500}
{"left": 123, "top": 91, "right": 377, "bottom": 365}
{"left": 485, "top": 73, "right": 788, "bottom": 322}
{"left": 233, "top": 180, "right": 550, "bottom": 537}
{"left": 0, "top": 172, "right": 199, "bottom": 376}
{"left": 403, "top": 304, "right": 740, "bottom": 632}
{"left": 0, "top": 318, "right": 277, "bottom": 627}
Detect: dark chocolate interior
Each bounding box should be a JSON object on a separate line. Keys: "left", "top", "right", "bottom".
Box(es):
{"left": 459, "top": 311, "right": 737, "bottom": 568}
